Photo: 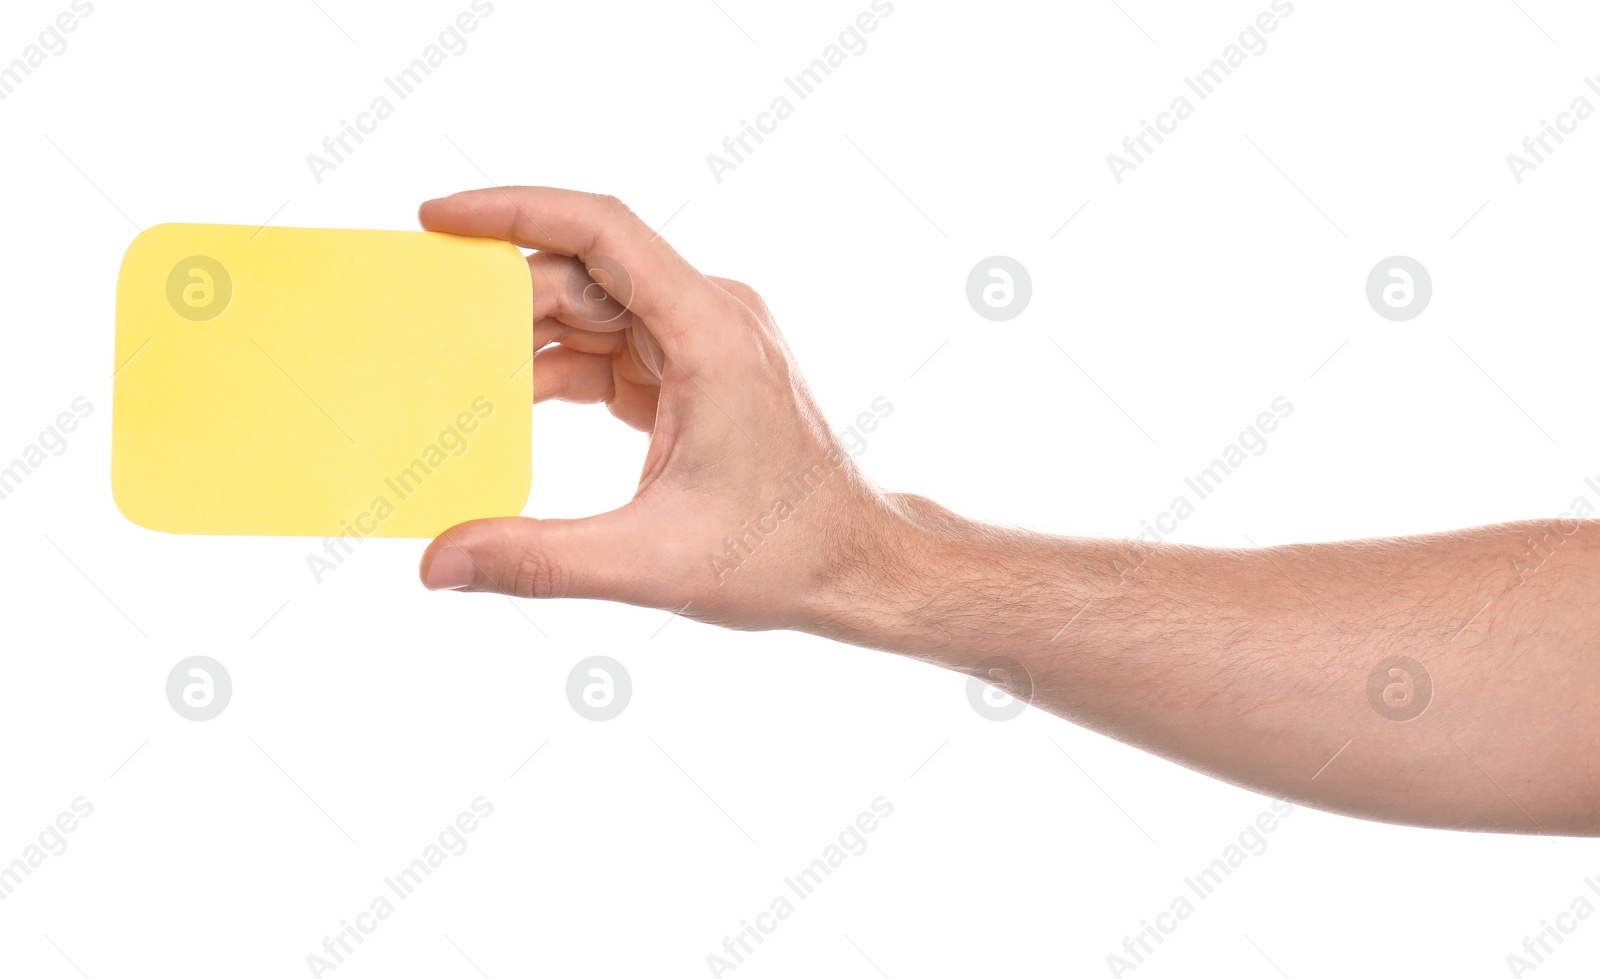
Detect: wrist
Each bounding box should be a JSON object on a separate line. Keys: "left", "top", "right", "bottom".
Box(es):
{"left": 800, "top": 492, "right": 1129, "bottom": 669}
{"left": 800, "top": 491, "right": 979, "bottom": 653}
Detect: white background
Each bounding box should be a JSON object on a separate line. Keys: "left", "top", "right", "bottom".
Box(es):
{"left": 2, "top": 0, "right": 1598, "bottom": 976}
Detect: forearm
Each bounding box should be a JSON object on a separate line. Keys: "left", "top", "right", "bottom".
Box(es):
{"left": 817, "top": 498, "right": 1600, "bottom": 836}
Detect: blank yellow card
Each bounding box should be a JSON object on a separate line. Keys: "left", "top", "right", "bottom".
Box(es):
{"left": 113, "top": 224, "right": 532, "bottom": 538}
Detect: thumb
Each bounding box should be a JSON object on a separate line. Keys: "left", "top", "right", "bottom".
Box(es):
{"left": 419, "top": 511, "right": 644, "bottom": 602}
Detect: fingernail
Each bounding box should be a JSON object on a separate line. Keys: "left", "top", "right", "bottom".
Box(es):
{"left": 425, "top": 547, "right": 476, "bottom": 591}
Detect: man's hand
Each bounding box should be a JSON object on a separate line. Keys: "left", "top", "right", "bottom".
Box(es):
{"left": 419, "top": 186, "right": 1600, "bottom": 837}
{"left": 416, "top": 187, "right": 910, "bottom": 633}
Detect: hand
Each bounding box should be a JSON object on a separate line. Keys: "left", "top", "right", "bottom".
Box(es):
{"left": 416, "top": 187, "right": 917, "bottom": 634}
{"left": 416, "top": 191, "right": 1600, "bottom": 837}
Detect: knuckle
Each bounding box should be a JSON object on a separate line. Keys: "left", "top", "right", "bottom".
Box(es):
{"left": 711, "top": 281, "right": 767, "bottom": 326}
{"left": 595, "top": 193, "right": 632, "bottom": 218}
{"left": 733, "top": 286, "right": 779, "bottom": 334}
{"left": 719, "top": 278, "right": 765, "bottom": 311}
{"left": 511, "top": 545, "right": 568, "bottom": 599}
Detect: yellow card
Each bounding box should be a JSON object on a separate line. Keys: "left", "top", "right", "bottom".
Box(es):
{"left": 113, "top": 224, "right": 532, "bottom": 538}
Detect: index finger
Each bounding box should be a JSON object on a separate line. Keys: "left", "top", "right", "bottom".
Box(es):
{"left": 419, "top": 187, "right": 737, "bottom": 366}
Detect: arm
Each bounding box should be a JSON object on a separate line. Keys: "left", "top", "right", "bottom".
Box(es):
{"left": 416, "top": 186, "right": 1600, "bottom": 837}
{"left": 818, "top": 504, "right": 1600, "bottom": 836}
